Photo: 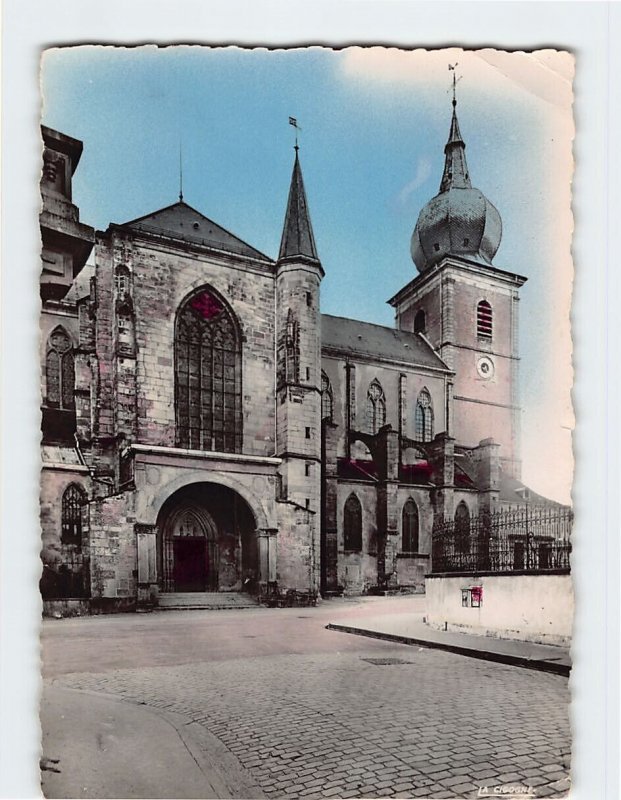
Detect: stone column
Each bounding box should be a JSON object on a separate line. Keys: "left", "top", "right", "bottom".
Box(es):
{"left": 375, "top": 426, "right": 400, "bottom": 588}
{"left": 426, "top": 433, "right": 456, "bottom": 573}
{"left": 135, "top": 523, "right": 158, "bottom": 608}
{"left": 345, "top": 362, "right": 356, "bottom": 458}
{"left": 322, "top": 420, "right": 339, "bottom": 595}
{"left": 267, "top": 529, "right": 278, "bottom": 583}
{"left": 258, "top": 529, "right": 278, "bottom": 586}
{"left": 471, "top": 438, "right": 501, "bottom": 570}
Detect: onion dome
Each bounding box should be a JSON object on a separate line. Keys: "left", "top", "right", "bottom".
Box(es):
{"left": 411, "top": 97, "right": 502, "bottom": 272}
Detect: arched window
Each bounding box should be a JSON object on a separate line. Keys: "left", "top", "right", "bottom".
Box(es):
{"left": 402, "top": 499, "right": 419, "bottom": 553}
{"left": 46, "top": 327, "right": 74, "bottom": 409}
{"left": 61, "top": 483, "right": 87, "bottom": 546}
{"left": 454, "top": 501, "right": 471, "bottom": 555}
{"left": 477, "top": 300, "right": 493, "bottom": 340}
{"left": 344, "top": 493, "right": 362, "bottom": 551}
{"left": 414, "top": 309, "right": 426, "bottom": 335}
{"left": 175, "top": 287, "right": 242, "bottom": 453}
{"left": 366, "top": 380, "right": 386, "bottom": 434}
{"left": 415, "top": 388, "right": 434, "bottom": 442}
{"left": 321, "top": 371, "right": 333, "bottom": 421}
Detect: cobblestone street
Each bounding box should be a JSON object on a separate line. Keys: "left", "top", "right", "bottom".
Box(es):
{"left": 41, "top": 600, "right": 571, "bottom": 799}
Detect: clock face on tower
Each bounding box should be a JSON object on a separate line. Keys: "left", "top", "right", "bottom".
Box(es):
{"left": 477, "top": 355, "right": 495, "bottom": 380}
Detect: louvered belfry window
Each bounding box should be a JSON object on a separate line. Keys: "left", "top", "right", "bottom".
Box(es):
{"left": 175, "top": 288, "right": 242, "bottom": 453}
{"left": 46, "top": 327, "right": 74, "bottom": 409}
{"left": 476, "top": 300, "right": 493, "bottom": 340}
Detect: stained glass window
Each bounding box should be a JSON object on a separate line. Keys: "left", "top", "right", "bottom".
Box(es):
{"left": 414, "top": 388, "right": 434, "bottom": 442}
{"left": 175, "top": 288, "right": 242, "bottom": 453}
{"left": 344, "top": 493, "right": 362, "bottom": 551}
{"left": 366, "top": 380, "right": 386, "bottom": 434}
{"left": 46, "top": 327, "right": 74, "bottom": 409}
{"left": 402, "top": 499, "right": 419, "bottom": 553}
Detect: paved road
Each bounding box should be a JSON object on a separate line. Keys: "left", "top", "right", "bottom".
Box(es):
{"left": 41, "top": 598, "right": 571, "bottom": 799}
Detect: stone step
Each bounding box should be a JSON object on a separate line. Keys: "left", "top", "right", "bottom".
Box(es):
{"left": 156, "top": 592, "right": 260, "bottom": 611}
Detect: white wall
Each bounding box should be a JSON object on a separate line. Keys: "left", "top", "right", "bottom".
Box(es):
{"left": 426, "top": 573, "right": 573, "bottom": 646}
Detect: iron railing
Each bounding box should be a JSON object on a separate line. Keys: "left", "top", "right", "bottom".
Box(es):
{"left": 431, "top": 505, "right": 573, "bottom": 574}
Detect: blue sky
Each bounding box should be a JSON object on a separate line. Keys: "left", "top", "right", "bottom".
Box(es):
{"left": 40, "top": 46, "right": 574, "bottom": 502}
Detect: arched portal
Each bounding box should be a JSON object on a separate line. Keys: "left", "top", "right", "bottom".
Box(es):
{"left": 156, "top": 483, "right": 258, "bottom": 593}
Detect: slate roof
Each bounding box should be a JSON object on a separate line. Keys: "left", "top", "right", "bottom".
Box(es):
{"left": 120, "top": 201, "right": 272, "bottom": 262}
{"left": 278, "top": 151, "right": 319, "bottom": 262}
{"left": 321, "top": 314, "right": 449, "bottom": 371}
{"left": 499, "top": 473, "right": 562, "bottom": 507}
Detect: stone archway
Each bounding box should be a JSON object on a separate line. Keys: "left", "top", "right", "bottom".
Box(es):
{"left": 156, "top": 483, "right": 259, "bottom": 593}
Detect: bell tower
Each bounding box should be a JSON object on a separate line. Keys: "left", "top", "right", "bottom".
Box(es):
{"left": 389, "top": 77, "right": 527, "bottom": 478}
{"left": 275, "top": 145, "right": 323, "bottom": 590}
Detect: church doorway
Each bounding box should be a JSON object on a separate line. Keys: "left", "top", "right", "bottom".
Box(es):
{"left": 157, "top": 482, "right": 258, "bottom": 593}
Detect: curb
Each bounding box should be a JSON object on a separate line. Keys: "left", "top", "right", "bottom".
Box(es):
{"left": 326, "top": 623, "right": 571, "bottom": 676}
{"left": 45, "top": 683, "right": 267, "bottom": 799}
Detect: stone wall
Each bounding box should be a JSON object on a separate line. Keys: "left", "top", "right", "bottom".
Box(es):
{"left": 425, "top": 573, "right": 573, "bottom": 646}
{"left": 88, "top": 491, "right": 137, "bottom": 600}
{"left": 40, "top": 467, "right": 91, "bottom": 598}
{"left": 321, "top": 354, "right": 448, "bottom": 460}
{"left": 93, "top": 230, "right": 278, "bottom": 457}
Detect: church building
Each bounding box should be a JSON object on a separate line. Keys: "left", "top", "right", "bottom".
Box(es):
{"left": 40, "top": 94, "right": 541, "bottom": 614}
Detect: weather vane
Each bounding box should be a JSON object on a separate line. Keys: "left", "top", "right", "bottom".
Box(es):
{"left": 289, "top": 116, "right": 301, "bottom": 150}
{"left": 448, "top": 63, "right": 462, "bottom": 107}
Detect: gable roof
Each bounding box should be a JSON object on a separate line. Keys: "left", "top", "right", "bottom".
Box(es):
{"left": 321, "top": 314, "right": 450, "bottom": 371}
{"left": 119, "top": 201, "right": 273, "bottom": 262}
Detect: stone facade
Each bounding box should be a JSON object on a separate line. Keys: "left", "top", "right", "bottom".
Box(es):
{"left": 39, "top": 106, "right": 538, "bottom": 613}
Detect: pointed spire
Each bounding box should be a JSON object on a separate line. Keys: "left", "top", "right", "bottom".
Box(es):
{"left": 278, "top": 148, "right": 319, "bottom": 262}
{"left": 439, "top": 66, "right": 472, "bottom": 193}
{"left": 178, "top": 140, "right": 184, "bottom": 202}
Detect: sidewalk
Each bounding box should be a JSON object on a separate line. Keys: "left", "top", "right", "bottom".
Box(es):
{"left": 327, "top": 608, "right": 571, "bottom": 676}
{"left": 41, "top": 684, "right": 265, "bottom": 799}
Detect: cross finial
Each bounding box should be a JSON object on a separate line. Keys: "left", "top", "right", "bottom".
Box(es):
{"left": 289, "top": 116, "right": 301, "bottom": 151}
{"left": 448, "top": 63, "right": 460, "bottom": 108}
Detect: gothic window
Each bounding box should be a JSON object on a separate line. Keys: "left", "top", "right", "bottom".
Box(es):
{"left": 344, "top": 493, "right": 362, "bottom": 552}
{"left": 175, "top": 287, "right": 242, "bottom": 453}
{"left": 414, "top": 388, "right": 434, "bottom": 442}
{"left": 285, "top": 309, "right": 300, "bottom": 383}
{"left": 366, "top": 380, "right": 386, "bottom": 434}
{"left": 402, "top": 499, "right": 419, "bottom": 553}
{"left": 454, "top": 501, "right": 471, "bottom": 555}
{"left": 477, "top": 300, "right": 493, "bottom": 340}
{"left": 45, "top": 327, "right": 74, "bottom": 409}
{"left": 414, "top": 309, "right": 426, "bottom": 334}
{"left": 61, "top": 483, "right": 87, "bottom": 546}
{"left": 115, "top": 265, "right": 131, "bottom": 299}
{"left": 321, "top": 371, "right": 333, "bottom": 421}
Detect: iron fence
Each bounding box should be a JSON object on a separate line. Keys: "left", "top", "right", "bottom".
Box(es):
{"left": 431, "top": 505, "right": 573, "bottom": 574}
